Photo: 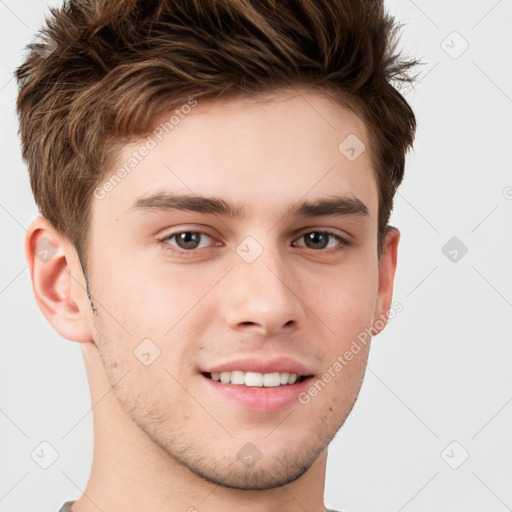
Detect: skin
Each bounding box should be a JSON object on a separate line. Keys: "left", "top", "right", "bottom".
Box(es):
{"left": 26, "top": 87, "right": 399, "bottom": 512}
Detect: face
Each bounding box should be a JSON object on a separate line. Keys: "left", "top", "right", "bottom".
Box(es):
{"left": 85, "top": 87, "right": 386, "bottom": 489}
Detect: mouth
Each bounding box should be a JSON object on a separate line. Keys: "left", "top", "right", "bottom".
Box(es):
{"left": 198, "top": 356, "right": 315, "bottom": 412}
{"left": 200, "top": 369, "right": 314, "bottom": 412}
{"left": 201, "top": 370, "right": 311, "bottom": 387}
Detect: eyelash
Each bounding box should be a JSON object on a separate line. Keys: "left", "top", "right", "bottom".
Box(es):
{"left": 159, "top": 229, "right": 219, "bottom": 258}
{"left": 158, "top": 229, "right": 350, "bottom": 257}
{"left": 294, "top": 230, "right": 350, "bottom": 255}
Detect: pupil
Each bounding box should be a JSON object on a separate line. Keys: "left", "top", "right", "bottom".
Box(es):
{"left": 306, "top": 232, "right": 328, "bottom": 249}
{"left": 177, "top": 232, "right": 200, "bottom": 249}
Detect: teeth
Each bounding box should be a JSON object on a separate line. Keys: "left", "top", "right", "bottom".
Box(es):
{"left": 245, "top": 371, "right": 263, "bottom": 387}
{"left": 231, "top": 370, "right": 245, "bottom": 385}
{"left": 208, "top": 370, "right": 301, "bottom": 387}
{"left": 263, "top": 372, "right": 280, "bottom": 387}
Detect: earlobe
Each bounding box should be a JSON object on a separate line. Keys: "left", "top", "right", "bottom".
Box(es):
{"left": 371, "top": 226, "right": 400, "bottom": 336}
{"left": 25, "top": 217, "right": 93, "bottom": 344}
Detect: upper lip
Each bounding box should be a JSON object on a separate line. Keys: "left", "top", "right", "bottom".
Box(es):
{"left": 200, "top": 356, "right": 313, "bottom": 376}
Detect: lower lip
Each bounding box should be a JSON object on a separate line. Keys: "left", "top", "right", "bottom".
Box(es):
{"left": 201, "top": 374, "right": 314, "bottom": 413}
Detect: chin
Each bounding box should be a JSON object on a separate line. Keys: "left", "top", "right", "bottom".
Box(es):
{"left": 183, "top": 452, "right": 316, "bottom": 490}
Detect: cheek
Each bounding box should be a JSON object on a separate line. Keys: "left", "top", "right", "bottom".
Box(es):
{"left": 89, "top": 259, "right": 216, "bottom": 378}
{"left": 91, "top": 255, "right": 215, "bottom": 334}
{"left": 298, "top": 341, "right": 370, "bottom": 433}
{"left": 301, "top": 257, "right": 379, "bottom": 344}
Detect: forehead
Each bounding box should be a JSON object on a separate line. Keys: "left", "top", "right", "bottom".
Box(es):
{"left": 95, "top": 87, "right": 378, "bottom": 224}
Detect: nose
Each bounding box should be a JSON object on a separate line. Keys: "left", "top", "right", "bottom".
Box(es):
{"left": 221, "top": 245, "right": 305, "bottom": 337}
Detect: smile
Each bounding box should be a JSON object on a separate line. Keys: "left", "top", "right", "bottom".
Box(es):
{"left": 204, "top": 371, "right": 309, "bottom": 387}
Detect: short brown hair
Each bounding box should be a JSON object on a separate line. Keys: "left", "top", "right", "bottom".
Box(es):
{"left": 16, "top": 0, "right": 417, "bottom": 267}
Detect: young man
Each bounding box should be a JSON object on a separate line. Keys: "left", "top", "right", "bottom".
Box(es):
{"left": 16, "top": 0, "right": 417, "bottom": 510}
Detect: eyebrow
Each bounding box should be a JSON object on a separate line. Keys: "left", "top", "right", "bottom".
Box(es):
{"left": 127, "top": 192, "right": 369, "bottom": 220}
{"left": 128, "top": 193, "right": 243, "bottom": 217}
{"left": 288, "top": 195, "right": 369, "bottom": 219}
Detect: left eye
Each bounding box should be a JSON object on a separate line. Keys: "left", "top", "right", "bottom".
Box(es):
{"left": 163, "top": 231, "right": 214, "bottom": 250}
{"left": 294, "top": 231, "right": 345, "bottom": 250}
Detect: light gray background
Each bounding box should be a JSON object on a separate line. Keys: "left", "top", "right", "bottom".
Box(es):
{"left": 1, "top": 1, "right": 511, "bottom": 511}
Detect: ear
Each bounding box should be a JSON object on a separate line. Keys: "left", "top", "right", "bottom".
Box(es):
{"left": 25, "top": 217, "right": 93, "bottom": 343}
{"left": 371, "top": 226, "right": 400, "bottom": 336}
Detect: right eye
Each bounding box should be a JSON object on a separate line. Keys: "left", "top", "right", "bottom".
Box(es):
{"left": 160, "top": 230, "right": 217, "bottom": 255}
